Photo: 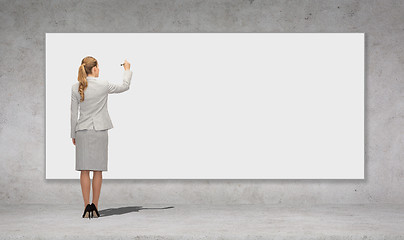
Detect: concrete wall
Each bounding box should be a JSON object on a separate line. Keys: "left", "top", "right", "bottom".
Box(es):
{"left": 0, "top": 0, "right": 403, "bottom": 205}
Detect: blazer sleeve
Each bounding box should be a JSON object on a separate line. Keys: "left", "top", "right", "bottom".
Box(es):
{"left": 71, "top": 85, "right": 79, "bottom": 138}
{"left": 107, "top": 69, "right": 133, "bottom": 94}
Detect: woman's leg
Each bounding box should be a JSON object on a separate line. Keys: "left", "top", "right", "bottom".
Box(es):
{"left": 92, "top": 171, "right": 102, "bottom": 208}
{"left": 80, "top": 170, "right": 91, "bottom": 208}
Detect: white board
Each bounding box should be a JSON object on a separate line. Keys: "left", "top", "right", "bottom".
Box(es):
{"left": 46, "top": 33, "right": 364, "bottom": 179}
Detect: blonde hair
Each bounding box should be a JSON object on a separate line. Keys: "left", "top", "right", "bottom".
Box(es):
{"left": 77, "top": 56, "right": 98, "bottom": 102}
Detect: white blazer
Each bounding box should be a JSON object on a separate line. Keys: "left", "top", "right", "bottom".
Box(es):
{"left": 71, "top": 69, "right": 133, "bottom": 138}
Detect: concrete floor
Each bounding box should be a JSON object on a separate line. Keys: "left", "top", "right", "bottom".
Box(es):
{"left": 1, "top": 203, "right": 404, "bottom": 240}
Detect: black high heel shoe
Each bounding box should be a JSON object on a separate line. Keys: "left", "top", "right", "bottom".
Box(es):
{"left": 90, "top": 203, "right": 100, "bottom": 218}
{"left": 82, "top": 204, "right": 92, "bottom": 219}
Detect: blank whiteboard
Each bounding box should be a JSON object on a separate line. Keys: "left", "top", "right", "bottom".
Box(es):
{"left": 46, "top": 33, "right": 364, "bottom": 179}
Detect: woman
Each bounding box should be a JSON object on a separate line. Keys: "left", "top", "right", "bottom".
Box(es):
{"left": 71, "top": 56, "right": 133, "bottom": 219}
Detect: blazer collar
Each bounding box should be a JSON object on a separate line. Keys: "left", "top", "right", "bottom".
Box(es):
{"left": 86, "top": 76, "right": 98, "bottom": 80}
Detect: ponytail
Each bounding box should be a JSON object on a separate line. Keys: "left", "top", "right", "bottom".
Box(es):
{"left": 77, "top": 56, "right": 98, "bottom": 102}
{"left": 77, "top": 63, "right": 88, "bottom": 102}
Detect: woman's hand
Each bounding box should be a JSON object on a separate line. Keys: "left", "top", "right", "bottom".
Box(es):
{"left": 72, "top": 138, "right": 76, "bottom": 145}
{"left": 123, "top": 59, "right": 131, "bottom": 71}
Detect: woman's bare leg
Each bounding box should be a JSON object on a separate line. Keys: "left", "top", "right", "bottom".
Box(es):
{"left": 80, "top": 170, "right": 91, "bottom": 208}
{"left": 92, "top": 171, "right": 102, "bottom": 208}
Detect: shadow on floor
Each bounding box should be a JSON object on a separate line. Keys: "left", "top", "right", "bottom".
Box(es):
{"left": 98, "top": 206, "right": 174, "bottom": 217}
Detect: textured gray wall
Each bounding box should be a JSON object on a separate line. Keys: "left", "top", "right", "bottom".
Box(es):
{"left": 0, "top": 0, "right": 403, "bottom": 205}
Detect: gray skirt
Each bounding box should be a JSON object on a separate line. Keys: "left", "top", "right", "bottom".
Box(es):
{"left": 75, "top": 127, "right": 108, "bottom": 171}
